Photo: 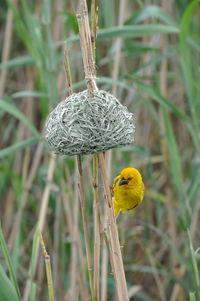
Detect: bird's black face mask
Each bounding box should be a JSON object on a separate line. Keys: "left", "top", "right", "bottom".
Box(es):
{"left": 118, "top": 177, "right": 128, "bottom": 186}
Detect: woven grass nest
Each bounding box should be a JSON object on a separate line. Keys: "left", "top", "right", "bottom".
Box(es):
{"left": 44, "top": 89, "right": 135, "bottom": 156}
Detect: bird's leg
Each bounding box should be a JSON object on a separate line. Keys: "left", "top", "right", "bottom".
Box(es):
{"left": 109, "top": 186, "right": 114, "bottom": 194}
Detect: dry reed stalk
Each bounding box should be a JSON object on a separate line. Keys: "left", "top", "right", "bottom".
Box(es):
{"left": 52, "top": 195, "right": 61, "bottom": 298}
{"left": 61, "top": 181, "right": 89, "bottom": 301}
{"left": 111, "top": 0, "right": 127, "bottom": 97}
{"left": 91, "top": 2, "right": 101, "bottom": 300}
{"left": 99, "top": 153, "right": 129, "bottom": 300}
{"left": 170, "top": 265, "right": 186, "bottom": 301}
{"left": 8, "top": 142, "right": 44, "bottom": 247}
{"left": 93, "top": 153, "right": 101, "bottom": 301}
{"left": 159, "top": 2, "right": 185, "bottom": 300}
{"left": 8, "top": 70, "right": 43, "bottom": 247}
{"left": 52, "top": 0, "right": 63, "bottom": 42}
{"left": 147, "top": 251, "right": 167, "bottom": 301}
{"left": 77, "top": 1, "right": 98, "bottom": 95}
{"left": 91, "top": 0, "right": 98, "bottom": 60}
{"left": 63, "top": 40, "right": 94, "bottom": 300}
{"left": 23, "top": 152, "right": 56, "bottom": 301}
{"left": 70, "top": 175, "right": 80, "bottom": 301}
{"left": 100, "top": 238, "right": 108, "bottom": 301}
{"left": 77, "top": 1, "right": 129, "bottom": 299}
{"left": 76, "top": 155, "right": 95, "bottom": 299}
{"left": 102, "top": 2, "right": 127, "bottom": 298}
{"left": 0, "top": 2, "right": 16, "bottom": 97}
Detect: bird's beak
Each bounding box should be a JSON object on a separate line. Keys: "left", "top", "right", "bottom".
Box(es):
{"left": 118, "top": 177, "right": 128, "bottom": 186}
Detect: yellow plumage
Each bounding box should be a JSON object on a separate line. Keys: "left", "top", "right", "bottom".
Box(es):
{"left": 112, "top": 167, "right": 144, "bottom": 215}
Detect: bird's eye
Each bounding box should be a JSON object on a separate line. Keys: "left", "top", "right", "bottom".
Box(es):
{"left": 127, "top": 177, "right": 133, "bottom": 181}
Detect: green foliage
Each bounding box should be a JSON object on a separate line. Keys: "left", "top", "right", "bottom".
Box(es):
{"left": 0, "top": 224, "right": 21, "bottom": 301}
{"left": 0, "top": 265, "right": 20, "bottom": 301}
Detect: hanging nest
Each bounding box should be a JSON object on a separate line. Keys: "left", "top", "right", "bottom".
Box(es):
{"left": 44, "top": 89, "right": 135, "bottom": 156}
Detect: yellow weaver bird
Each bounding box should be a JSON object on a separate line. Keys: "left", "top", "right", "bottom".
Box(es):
{"left": 112, "top": 167, "right": 144, "bottom": 216}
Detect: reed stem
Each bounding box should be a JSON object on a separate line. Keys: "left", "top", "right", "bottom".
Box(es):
{"left": 39, "top": 231, "right": 55, "bottom": 301}
{"left": 63, "top": 39, "right": 95, "bottom": 301}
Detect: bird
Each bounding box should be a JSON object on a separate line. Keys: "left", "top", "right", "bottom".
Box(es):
{"left": 112, "top": 167, "right": 144, "bottom": 216}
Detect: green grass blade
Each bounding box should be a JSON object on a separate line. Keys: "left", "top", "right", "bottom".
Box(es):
{"left": 189, "top": 292, "right": 197, "bottom": 301}
{"left": 0, "top": 99, "right": 41, "bottom": 139}
{"left": 0, "top": 223, "right": 21, "bottom": 300}
{"left": 0, "top": 55, "right": 34, "bottom": 69}
{"left": 97, "top": 24, "right": 179, "bottom": 39}
{"left": 28, "top": 228, "right": 40, "bottom": 301}
{"left": 179, "top": 0, "right": 200, "bottom": 132}
{"left": 0, "top": 137, "right": 40, "bottom": 159}
{"left": 0, "top": 264, "right": 20, "bottom": 301}
{"left": 56, "top": 24, "right": 179, "bottom": 47}
{"left": 129, "top": 77, "right": 187, "bottom": 119}
{"left": 125, "top": 5, "right": 179, "bottom": 27}
{"left": 162, "top": 110, "right": 184, "bottom": 197}
{"left": 12, "top": 91, "right": 47, "bottom": 98}
{"left": 187, "top": 230, "right": 200, "bottom": 297}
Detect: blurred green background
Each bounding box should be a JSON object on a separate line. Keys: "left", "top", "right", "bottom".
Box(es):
{"left": 0, "top": 0, "right": 200, "bottom": 300}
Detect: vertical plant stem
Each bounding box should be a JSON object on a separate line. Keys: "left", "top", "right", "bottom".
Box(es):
{"left": 99, "top": 153, "right": 129, "bottom": 301}
{"left": 39, "top": 231, "right": 55, "bottom": 301}
{"left": 77, "top": 0, "right": 98, "bottom": 95}
{"left": 64, "top": 40, "right": 95, "bottom": 300}
{"left": 93, "top": 154, "right": 100, "bottom": 301}
{"left": 0, "top": 3, "right": 15, "bottom": 97}
{"left": 91, "top": 0, "right": 98, "bottom": 60}
{"left": 77, "top": 1, "right": 129, "bottom": 299}
{"left": 103, "top": 3, "right": 127, "bottom": 298}
{"left": 23, "top": 152, "right": 56, "bottom": 301}
{"left": 91, "top": 2, "right": 101, "bottom": 300}
{"left": 76, "top": 155, "right": 95, "bottom": 300}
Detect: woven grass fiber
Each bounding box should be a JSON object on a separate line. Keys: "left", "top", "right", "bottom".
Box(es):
{"left": 45, "top": 89, "right": 135, "bottom": 155}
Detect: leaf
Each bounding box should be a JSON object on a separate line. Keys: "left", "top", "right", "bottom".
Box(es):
{"left": 60, "top": 24, "right": 179, "bottom": 46}
{"left": 162, "top": 110, "right": 184, "bottom": 197}
{"left": 0, "top": 264, "right": 20, "bottom": 301}
{"left": 0, "top": 224, "right": 21, "bottom": 300}
{"left": 0, "top": 55, "right": 34, "bottom": 69}
{"left": 97, "top": 24, "right": 179, "bottom": 39}
{"left": 0, "top": 99, "right": 41, "bottom": 139}
{"left": 179, "top": 0, "right": 200, "bottom": 154}
{"left": 129, "top": 77, "right": 187, "bottom": 119}
{"left": 189, "top": 292, "right": 197, "bottom": 301}
{"left": 0, "top": 137, "right": 40, "bottom": 159}
{"left": 12, "top": 91, "right": 47, "bottom": 98}
{"left": 125, "top": 5, "right": 179, "bottom": 27}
